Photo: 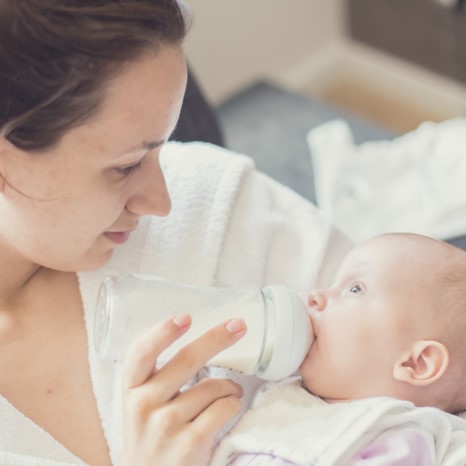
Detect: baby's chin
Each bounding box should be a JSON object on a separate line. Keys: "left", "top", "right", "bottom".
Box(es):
{"left": 298, "top": 374, "right": 346, "bottom": 403}
{"left": 298, "top": 373, "right": 322, "bottom": 396}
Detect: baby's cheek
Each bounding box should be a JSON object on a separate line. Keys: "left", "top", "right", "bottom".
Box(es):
{"left": 298, "top": 341, "right": 322, "bottom": 381}
{"left": 298, "top": 351, "right": 312, "bottom": 375}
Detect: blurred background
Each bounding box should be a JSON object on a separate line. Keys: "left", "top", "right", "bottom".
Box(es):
{"left": 183, "top": 0, "right": 466, "bottom": 133}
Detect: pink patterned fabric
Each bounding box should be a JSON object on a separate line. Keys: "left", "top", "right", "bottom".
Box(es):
{"left": 347, "top": 429, "right": 434, "bottom": 465}
{"left": 231, "top": 429, "right": 434, "bottom": 466}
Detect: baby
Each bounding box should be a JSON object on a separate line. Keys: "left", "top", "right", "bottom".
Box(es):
{"left": 211, "top": 233, "right": 466, "bottom": 466}
{"left": 302, "top": 232, "right": 466, "bottom": 413}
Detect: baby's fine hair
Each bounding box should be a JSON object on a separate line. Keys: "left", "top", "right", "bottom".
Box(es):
{"left": 384, "top": 232, "right": 466, "bottom": 325}
{"left": 385, "top": 233, "right": 466, "bottom": 413}
{"left": 0, "top": 0, "right": 189, "bottom": 152}
{"left": 436, "top": 249, "right": 466, "bottom": 413}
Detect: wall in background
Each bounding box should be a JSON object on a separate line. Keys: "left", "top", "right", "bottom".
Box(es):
{"left": 348, "top": 0, "right": 466, "bottom": 85}
{"left": 183, "top": 0, "right": 346, "bottom": 104}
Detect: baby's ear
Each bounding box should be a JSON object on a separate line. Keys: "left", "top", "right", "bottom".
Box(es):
{"left": 393, "top": 340, "right": 449, "bottom": 386}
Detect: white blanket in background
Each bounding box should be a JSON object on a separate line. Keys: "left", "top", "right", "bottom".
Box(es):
{"left": 307, "top": 118, "right": 466, "bottom": 243}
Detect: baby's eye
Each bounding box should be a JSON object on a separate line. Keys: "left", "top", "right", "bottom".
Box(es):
{"left": 348, "top": 282, "right": 364, "bottom": 295}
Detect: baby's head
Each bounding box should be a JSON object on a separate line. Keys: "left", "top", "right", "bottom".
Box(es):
{"left": 300, "top": 233, "right": 466, "bottom": 413}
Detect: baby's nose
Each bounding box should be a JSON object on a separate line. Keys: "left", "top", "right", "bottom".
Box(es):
{"left": 307, "top": 290, "right": 327, "bottom": 311}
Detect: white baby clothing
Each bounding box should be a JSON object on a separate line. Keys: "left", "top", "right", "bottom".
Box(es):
{"left": 211, "top": 379, "right": 466, "bottom": 466}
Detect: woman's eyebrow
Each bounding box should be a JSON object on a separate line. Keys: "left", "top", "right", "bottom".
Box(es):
{"left": 118, "top": 139, "right": 165, "bottom": 157}
{"left": 143, "top": 139, "right": 165, "bottom": 151}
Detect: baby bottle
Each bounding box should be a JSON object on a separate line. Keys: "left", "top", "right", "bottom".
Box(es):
{"left": 94, "top": 274, "right": 314, "bottom": 381}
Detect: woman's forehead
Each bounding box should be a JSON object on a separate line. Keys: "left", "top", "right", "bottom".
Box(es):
{"left": 53, "top": 48, "right": 186, "bottom": 160}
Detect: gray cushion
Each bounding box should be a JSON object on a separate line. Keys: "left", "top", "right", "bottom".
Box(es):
{"left": 171, "top": 67, "right": 224, "bottom": 147}
{"left": 217, "top": 82, "right": 395, "bottom": 205}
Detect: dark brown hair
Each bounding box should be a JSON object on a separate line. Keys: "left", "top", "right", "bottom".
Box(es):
{"left": 0, "top": 0, "right": 189, "bottom": 151}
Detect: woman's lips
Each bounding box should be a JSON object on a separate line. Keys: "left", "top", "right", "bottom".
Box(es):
{"left": 104, "top": 231, "right": 131, "bottom": 244}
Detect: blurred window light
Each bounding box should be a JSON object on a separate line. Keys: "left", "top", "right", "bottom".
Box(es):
{"left": 433, "top": 0, "right": 463, "bottom": 8}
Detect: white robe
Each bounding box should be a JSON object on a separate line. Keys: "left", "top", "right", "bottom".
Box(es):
{"left": 0, "top": 142, "right": 351, "bottom": 465}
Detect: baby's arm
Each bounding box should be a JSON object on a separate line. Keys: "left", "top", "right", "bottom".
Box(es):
{"left": 347, "top": 428, "right": 435, "bottom": 466}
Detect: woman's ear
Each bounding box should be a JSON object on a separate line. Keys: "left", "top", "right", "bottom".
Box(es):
{"left": 393, "top": 340, "right": 449, "bottom": 386}
{"left": 0, "top": 145, "right": 4, "bottom": 194}
{"left": 0, "top": 135, "right": 11, "bottom": 193}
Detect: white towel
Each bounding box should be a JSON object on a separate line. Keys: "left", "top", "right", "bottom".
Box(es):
{"left": 211, "top": 379, "right": 466, "bottom": 466}
{"left": 307, "top": 118, "right": 466, "bottom": 243}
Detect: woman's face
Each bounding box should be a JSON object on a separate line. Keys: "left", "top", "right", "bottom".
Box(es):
{"left": 0, "top": 45, "right": 187, "bottom": 272}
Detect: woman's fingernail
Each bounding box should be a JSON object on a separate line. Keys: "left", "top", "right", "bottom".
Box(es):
{"left": 225, "top": 318, "right": 246, "bottom": 335}
{"left": 172, "top": 313, "right": 191, "bottom": 328}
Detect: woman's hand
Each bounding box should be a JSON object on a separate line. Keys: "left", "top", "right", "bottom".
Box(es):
{"left": 121, "top": 313, "right": 246, "bottom": 466}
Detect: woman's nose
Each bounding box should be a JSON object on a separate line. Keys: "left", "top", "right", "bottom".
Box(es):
{"left": 307, "top": 290, "right": 327, "bottom": 311}
{"left": 125, "top": 155, "right": 171, "bottom": 217}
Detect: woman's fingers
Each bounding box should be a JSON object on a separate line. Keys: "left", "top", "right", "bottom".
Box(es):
{"left": 123, "top": 313, "right": 192, "bottom": 389}
{"left": 189, "top": 394, "right": 243, "bottom": 445}
{"left": 144, "top": 317, "right": 247, "bottom": 397}
{"left": 123, "top": 314, "right": 247, "bottom": 400}
{"left": 121, "top": 316, "right": 247, "bottom": 466}
{"left": 158, "top": 377, "right": 243, "bottom": 424}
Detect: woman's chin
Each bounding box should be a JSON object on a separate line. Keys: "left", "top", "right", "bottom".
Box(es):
{"left": 71, "top": 247, "right": 115, "bottom": 273}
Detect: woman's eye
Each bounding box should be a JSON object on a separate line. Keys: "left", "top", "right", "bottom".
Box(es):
{"left": 117, "top": 160, "right": 143, "bottom": 177}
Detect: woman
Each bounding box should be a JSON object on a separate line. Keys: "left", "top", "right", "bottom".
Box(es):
{"left": 0, "top": 1, "right": 350, "bottom": 465}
